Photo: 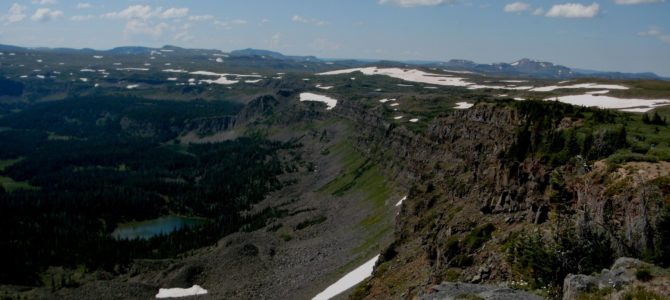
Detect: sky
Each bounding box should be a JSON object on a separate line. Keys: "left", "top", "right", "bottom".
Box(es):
{"left": 0, "top": 0, "right": 669, "bottom": 76}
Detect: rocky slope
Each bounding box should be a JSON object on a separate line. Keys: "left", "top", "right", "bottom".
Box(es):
{"left": 333, "top": 100, "right": 670, "bottom": 299}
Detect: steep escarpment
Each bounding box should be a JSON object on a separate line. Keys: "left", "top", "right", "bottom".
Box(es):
{"left": 338, "top": 100, "right": 670, "bottom": 299}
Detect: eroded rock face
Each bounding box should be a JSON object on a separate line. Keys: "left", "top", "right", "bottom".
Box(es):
{"left": 341, "top": 102, "right": 670, "bottom": 298}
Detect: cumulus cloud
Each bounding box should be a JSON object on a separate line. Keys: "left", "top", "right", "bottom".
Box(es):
{"left": 638, "top": 27, "right": 670, "bottom": 44}
{"left": 615, "top": 0, "right": 664, "bottom": 4}
{"left": 31, "top": 7, "right": 63, "bottom": 22}
{"left": 32, "top": 0, "right": 56, "bottom": 5}
{"left": 214, "top": 19, "right": 247, "bottom": 30}
{"left": 124, "top": 19, "right": 169, "bottom": 38}
{"left": 103, "top": 5, "right": 189, "bottom": 20}
{"left": 546, "top": 3, "right": 600, "bottom": 18}
{"left": 76, "top": 3, "right": 91, "bottom": 9}
{"left": 292, "top": 15, "right": 325, "bottom": 26}
{"left": 378, "top": 0, "right": 450, "bottom": 7}
{"left": 160, "top": 7, "right": 189, "bottom": 19}
{"left": 504, "top": 2, "right": 530, "bottom": 13}
{"left": 189, "top": 15, "right": 214, "bottom": 21}
{"left": 2, "top": 3, "right": 27, "bottom": 23}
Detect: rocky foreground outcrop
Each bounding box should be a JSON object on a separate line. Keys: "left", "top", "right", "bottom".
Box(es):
{"left": 563, "top": 257, "right": 670, "bottom": 300}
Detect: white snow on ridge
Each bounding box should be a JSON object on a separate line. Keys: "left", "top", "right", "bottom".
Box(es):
{"left": 318, "top": 67, "right": 533, "bottom": 91}
{"left": 299, "top": 93, "right": 338, "bottom": 110}
{"left": 316, "top": 84, "right": 334, "bottom": 90}
{"left": 395, "top": 196, "right": 407, "bottom": 207}
{"left": 318, "top": 67, "right": 472, "bottom": 87}
{"left": 117, "top": 68, "right": 149, "bottom": 71}
{"left": 190, "top": 71, "right": 262, "bottom": 78}
{"left": 163, "top": 69, "right": 189, "bottom": 73}
{"left": 156, "top": 285, "right": 208, "bottom": 299}
{"left": 547, "top": 94, "right": 670, "bottom": 113}
{"left": 312, "top": 255, "right": 380, "bottom": 300}
{"left": 531, "top": 83, "right": 628, "bottom": 92}
{"left": 245, "top": 79, "right": 262, "bottom": 83}
{"left": 454, "top": 102, "right": 474, "bottom": 110}
{"left": 200, "top": 77, "right": 239, "bottom": 85}
{"left": 127, "top": 84, "right": 139, "bottom": 89}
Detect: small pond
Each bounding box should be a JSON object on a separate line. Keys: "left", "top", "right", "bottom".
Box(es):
{"left": 111, "top": 215, "right": 206, "bottom": 240}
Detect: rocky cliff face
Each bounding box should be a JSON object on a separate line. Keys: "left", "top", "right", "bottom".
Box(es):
{"left": 332, "top": 100, "right": 670, "bottom": 299}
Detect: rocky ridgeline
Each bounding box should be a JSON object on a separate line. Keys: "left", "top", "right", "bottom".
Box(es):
{"left": 331, "top": 100, "right": 670, "bottom": 299}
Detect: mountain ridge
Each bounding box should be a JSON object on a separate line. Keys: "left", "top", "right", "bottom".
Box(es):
{"left": 0, "top": 43, "right": 663, "bottom": 81}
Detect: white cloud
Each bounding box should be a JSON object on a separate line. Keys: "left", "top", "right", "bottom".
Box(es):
{"left": 103, "top": 5, "right": 155, "bottom": 19}
{"left": 378, "top": 0, "right": 450, "bottom": 7}
{"left": 124, "top": 19, "right": 169, "bottom": 38}
{"left": 214, "top": 19, "right": 248, "bottom": 30}
{"left": 638, "top": 27, "right": 662, "bottom": 36}
{"left": 160, "top": 7, "right": 189, "bottom": 19}
{"left": 189, "top": 15, "right": 214, "bottom": 21}
{"left": 103, "top": 5, "right": 189, "bottom": 20}
{"left": 31, "top": 8, "right": 63, "bottom": 22}
{"left": 638, "top": 27, "right": 670, "bottom": 44}
{"left": 292, "top": 15, "right": 325, "bottom": 26}
{"left": 2, "top": 3, "right": 27, "bottom": 23}
{"left": 504, "top": 2, "right": 530, "bottom": 13}
{"left": 546, "top": 3, "right": 600, "bottom": 18}
{"left": 76, "top": 3, "right": 91, "bottom": 9}
{"left": 615, "top": 0, "right": 664, "bottom": 4}
{"left": 32, "top": 0, "right": 56, "bottom": 5}
{"left": 173, "top": 24, "right": 193, "bottom": 42}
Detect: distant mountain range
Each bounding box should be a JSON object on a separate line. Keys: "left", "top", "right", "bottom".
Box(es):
{"left": 0, "top": 43, "right": 664, "bottom": 81}
{"left": 433, "top": 58, "right": 662, "bottom": 80}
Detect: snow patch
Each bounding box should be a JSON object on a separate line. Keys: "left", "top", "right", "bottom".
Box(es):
{"left": 395, "top": 196, "right": 407, "bottom": 207}
{"left": 547, "top": 94, "right": 670, "bottom": 113}
{"left": 316, "top": 84, "right": 334, "bottom": 90}
{"left": 93, "top": 56, "right": 103, "bottom": 59}
{"left": 299, "top": 93, "right": 338, "bottom": 110}
{"left": 454, "top": 102, "right": 474, "bottom": 110}
{"left": 531, "top": 83, "right": 628, "bottom": 92}
{"left": 163, "top": 69, "right": 189, "bottom": 73}
{"left": 312, "top": 256, "right": 380, "bottom": 300}
{"left": 409, "top": 118, "right": 419, "bottom": 123}
{"left": 117, "top": 68, "right": 149, "bottom": 71}
{"left": 156, "top": 285, "right": 208, "bottom": 299}
{"left": 127, "top": 84, "right": 139, "bottom": 89}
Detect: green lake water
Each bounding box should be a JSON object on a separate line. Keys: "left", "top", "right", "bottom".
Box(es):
{"left": 111, "top": 215, "right": 205, "bottom": 240}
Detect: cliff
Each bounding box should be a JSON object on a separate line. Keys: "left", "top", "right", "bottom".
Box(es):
{"left": 332, "top": 100, "right": 670, "bottom": 299}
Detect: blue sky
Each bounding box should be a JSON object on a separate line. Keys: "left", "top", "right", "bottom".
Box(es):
{"left": 0, "top": 0, "right": 669, "bottom": 76}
